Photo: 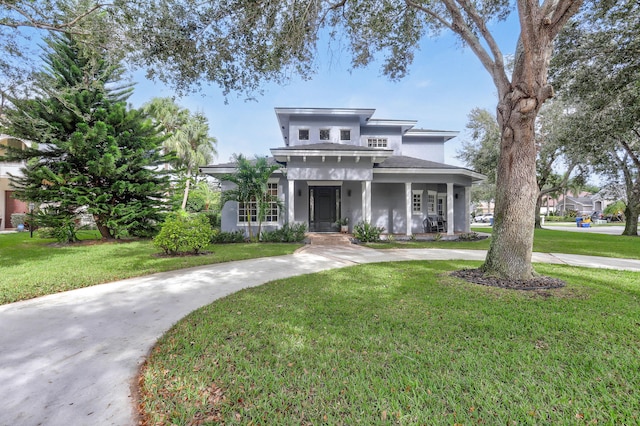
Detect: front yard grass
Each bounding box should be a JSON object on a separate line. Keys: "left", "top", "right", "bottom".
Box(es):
{"left": 0, "top": 232, "right": 301, "bottom": 304}
{"left": 139, "top": 260, "right": 640, "bottom": 425}
{"left": 370, "top": 228, "right": 640, "bottom": 260}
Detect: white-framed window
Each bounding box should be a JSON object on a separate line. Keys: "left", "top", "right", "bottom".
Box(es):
{"left": 367, "top": 137, "right": 388, "bottom": 148}
{"left": 437, "top": 194, "right": 446, "bottom": 217}
{"left": 412, "top": 190, "right": 423, "bottom": 214}
{"left": 319, "top": 129, "right": 331, "bottom": 140}
{"left": 299, "top": 129, "right": 309, "bottom": 140}
{"left": 238, "top": 182, "right": 279, "bottom": 223}
{"left": 427, "top": 191, "right": 437, "bottom": 214}
{"left": 340, "top": 129, "right": 351, "bottom": 141}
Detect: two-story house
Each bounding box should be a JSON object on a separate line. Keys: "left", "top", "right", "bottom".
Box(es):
{"left": 201, "top": 108, "right": 484, "bottom": 236}
{"left": 0, "top": 134, "right": 30, "bottom": 230}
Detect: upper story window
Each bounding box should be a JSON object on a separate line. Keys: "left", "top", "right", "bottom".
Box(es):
{"left": 367, "top": 137, "right": 388, "bottom": 148}
{"left": 319, "top": 129, "right": 330, "bottom": 141}
{"left": 340, "top": 130, "right": 351, "bottom": 141}
{"left": 299, "top": 129, "right": 309, "bottom": 140}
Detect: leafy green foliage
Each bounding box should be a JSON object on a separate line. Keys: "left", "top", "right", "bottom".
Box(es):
{"left": 144, "top": 98, "right": 217, "bottom": 210}
{"left": 353, "top": 221, "right": 384, "bottom": 242}
{"left": 260, "top": 222, "right": 307, "bottom": 243}
{"left": 551, "top": 0, "right": 640, "bottom": 235}
{"left": 33, "top": 207, "right": 81, "bottom": 243}
{"left": 1, "top": 32, "right": 170, "bottom": 240}
{"left": 153, "top": 212, "right": 214, "bottom": 255}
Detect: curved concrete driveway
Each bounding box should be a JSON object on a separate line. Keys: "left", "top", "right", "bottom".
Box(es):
{"left": 1, "top": 245, "right": 640, "bottom": 426}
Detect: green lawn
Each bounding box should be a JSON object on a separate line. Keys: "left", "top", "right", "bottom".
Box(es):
{"left": 369, "top": 228, "right": 640, "bottom": 260}
{"left": 0, "top": 232, "right": 301, "bottom": 304}
{"left": 139, "top": 261, "right": 640, "bottom": 425}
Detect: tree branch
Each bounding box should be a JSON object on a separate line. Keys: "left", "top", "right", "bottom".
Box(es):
{"left": 1, "top": 2, "right": 112, "bottom": 33}
{"left": 618, "top": 136, "right": 640, "bottom": 170}
{"left": 541, "top": 0, "right": 584, "bottom": 38}
{"left": 406, "top": 0, "right": 510, "bottom": 96}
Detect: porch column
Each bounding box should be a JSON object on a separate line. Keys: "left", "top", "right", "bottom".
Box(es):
{"left": 405, "top": 182, "right": 412, "bottom": 236}
{"left": 362, "top": 181, "right": 371, "bottom": 223}
{"left": 464, "top": 186, "right": 471, "bottom": 233}
{"left": 288, "top": 179, "right": 295, "bottom": 224}
{"left": 447, "top": 182, "right": 455, "bottom": 235}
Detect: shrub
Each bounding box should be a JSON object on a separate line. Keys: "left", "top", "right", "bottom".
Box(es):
{"left": 202, "top": 211, "right": 221, "bottom": 229}
{"left": 353, "top": 221, "right": 384, "bottom": 242}
{"left": 260, "top": 222, "right": 308, "bottom": 243}
{"left": 458, "top": 232, "right": 480, "bottom": 241}
{"left": 33, "top": 208, "right": 81, "bottom": 243}
{"left": 154, "top": 212, "right": 214, "bottom": 255}
{"left": 10, "top": 213, "right": 26, "bottom": 229}
{"left": 211, "top": 230, "right": 246, "bottom": 244}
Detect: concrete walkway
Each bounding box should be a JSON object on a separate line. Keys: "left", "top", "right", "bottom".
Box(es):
{"left": 1, "top": 245, "right": 640, "bottom": 426}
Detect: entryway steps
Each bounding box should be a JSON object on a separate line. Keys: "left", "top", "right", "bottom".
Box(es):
{"left": 306, "top": 233, "right": 353, "bottom": 246}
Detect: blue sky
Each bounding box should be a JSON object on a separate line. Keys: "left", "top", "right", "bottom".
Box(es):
{"left": 127, "top": 16, "right": 520, "bottom": 167}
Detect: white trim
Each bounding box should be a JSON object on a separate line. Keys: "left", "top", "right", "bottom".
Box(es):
{"left": 306, "top": 181, "right": 343, "bottom": 186}
{"left": 405, "top": 183, "right": 412, "bottom": 236}
{"left": 427, "top": 190, "right": 437, "bottom": 214}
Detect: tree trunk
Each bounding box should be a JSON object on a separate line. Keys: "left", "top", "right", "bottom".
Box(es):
{"left": 534, "top": 194, "right": 544, "bottom": 229}
{"left": 181, "top": 172, "right": 191, "bottom": 210}
{"left": 481, "top": 92, "right": 540, "bottom": 279}
{"left": 622, "top": 182, "right": 640, "bottom": 236}
{"left": 94, "top": 216, "right": 115, "bottom": 240}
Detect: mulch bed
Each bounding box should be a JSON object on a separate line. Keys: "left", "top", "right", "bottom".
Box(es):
{"left": 451, "top": 268, "right": 566, "bottom": 291}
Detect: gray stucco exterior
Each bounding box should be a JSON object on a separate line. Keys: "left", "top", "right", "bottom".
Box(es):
{"left": 201, "top": 107, "right": 485, "bottom": 237}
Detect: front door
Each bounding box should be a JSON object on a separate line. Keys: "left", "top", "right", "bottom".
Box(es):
{"left": 309, "top": 186, "right": 341, "bottom": 232}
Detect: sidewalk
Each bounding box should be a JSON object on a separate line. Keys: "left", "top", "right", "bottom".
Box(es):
{"left": 1, "top": 245, "right": 639, "bottom": 426}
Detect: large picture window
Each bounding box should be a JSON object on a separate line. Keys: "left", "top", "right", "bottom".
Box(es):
{"left": 238, "top": 182, "right": 279, "bottom": 223}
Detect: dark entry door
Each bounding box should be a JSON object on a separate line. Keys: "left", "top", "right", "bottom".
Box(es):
{"left": 309, "top": 186, "right": 341, "bottom": 232}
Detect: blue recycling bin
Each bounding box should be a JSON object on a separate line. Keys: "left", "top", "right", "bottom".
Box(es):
{"left": 575, "top": 217, "right": 583, "bottom": 227}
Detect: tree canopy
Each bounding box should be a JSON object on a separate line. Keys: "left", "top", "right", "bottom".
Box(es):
{"left": 551, "top": 0, "right": 640, "bottom": 235}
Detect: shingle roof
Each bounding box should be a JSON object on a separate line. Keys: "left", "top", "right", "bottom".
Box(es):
{"left": 374, "top": 155, "right": 462, "bottom": 170}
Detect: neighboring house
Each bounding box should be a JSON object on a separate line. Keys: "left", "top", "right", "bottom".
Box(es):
{"left": 201, "top": 108, "right": 485, "bottom": 236}
{"left": 556, "top": 192, "right": 610, "bottom": 216}
{"left": 0, "top": 135, "right": 29, "bottom": 230}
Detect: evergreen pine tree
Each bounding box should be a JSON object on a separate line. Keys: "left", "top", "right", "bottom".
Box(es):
{"left": 1, "top": 33, "right": 170, "bottom": 240}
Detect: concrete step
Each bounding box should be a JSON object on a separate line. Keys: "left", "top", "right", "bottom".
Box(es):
{"left": 306, "top": 232, "right": 353, "bottom": 246}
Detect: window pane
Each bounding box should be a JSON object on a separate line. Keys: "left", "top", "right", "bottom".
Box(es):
{"left": 299, "top": 129, "right": 309, "bottom": 140}
{"left": 320, "top": 129, "right": 330, "bottom": 140}
{"left": 367, "top": 138, "right": 387, "bottom": 148}
{"left": 340, "top": 130, "right": 351, "bottom": 141}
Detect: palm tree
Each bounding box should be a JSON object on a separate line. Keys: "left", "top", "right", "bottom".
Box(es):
{"left": 221, "top": 155, "right": 281, "bottom": 241}
{"left": 169, "top": 113, "right": 217, "bottom": 209}
{"left": 144, "top": 99, "right": 217, "bottom": 209}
